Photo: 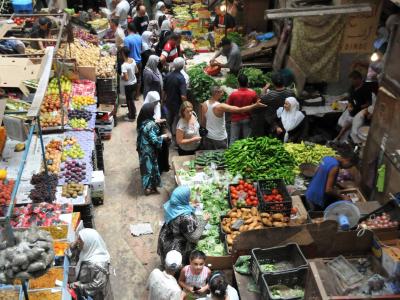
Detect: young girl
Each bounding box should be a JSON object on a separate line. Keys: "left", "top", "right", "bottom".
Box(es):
{"left": 179, "top": 250, "right": 211, "bottom": 297}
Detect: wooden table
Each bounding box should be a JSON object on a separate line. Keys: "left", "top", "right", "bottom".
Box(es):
{"left": 233, "top": 270, "right": 260, "bottom": 300}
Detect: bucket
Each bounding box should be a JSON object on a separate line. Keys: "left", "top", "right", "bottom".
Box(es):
{"left": 11, "top": 0, "right": 33, "bottom": 14}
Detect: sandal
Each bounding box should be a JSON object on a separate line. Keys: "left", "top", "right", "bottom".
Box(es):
{"left": 144, "top": 189, "right": 153, "bottom": 196}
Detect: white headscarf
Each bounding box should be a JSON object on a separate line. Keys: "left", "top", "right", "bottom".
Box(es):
{"left": 173, "top": 57, "right": 185, "bottom": 71}
{"left": 144, "top": 91, "right": 162, "bottom": 120}
{"left": 76, "top": 229, "right": 110, "bottom": 278}
{"left": 277, "top": 97, "right": 305, "bottom": 142}
{"left": 155, "top": 1, "right": 165, "bottom": 21}
{"left": 160, "top": 19, "right": 172, "bottom": 31}
{"left": 141, "top": 31, "right": 153, "bottom": 52}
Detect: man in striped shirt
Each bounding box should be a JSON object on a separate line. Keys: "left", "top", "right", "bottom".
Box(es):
{"left": 251, "top": 72, "right": 295, "bottom": 137}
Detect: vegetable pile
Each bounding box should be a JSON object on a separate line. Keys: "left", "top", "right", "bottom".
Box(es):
{"left": 229, "top": 181, "right": 258, "bottom": 207}
{"left": 360, "top": 213, "right": 398, "bottom": 229}
{"left": 284, "top": 142, "right": 336, "bottom": 171}
{"left": 222, "top": 208, "right": 289, "bottom": 252}
{"left": 187, "top": 63, "right": 218, "bottom": 102}
{"left": 0, "top": 227, "right": 54, "bottom": 283}
{"left": 239, "top": 68, "right": 268, "bottom": 88}
{"left": 194, "top": 151, "right": 226, "bottom": 169}
{"left": 223, "top": 73, "right": 238, "bottom": 89}
{"left": 270, "top": 285, "right": 305, "bottom": 299}
{"left": 227, "top": 32, "right": 244, "bottom": 47}
{"left": 225, "top": 137, "right": 296, "bottom": 184}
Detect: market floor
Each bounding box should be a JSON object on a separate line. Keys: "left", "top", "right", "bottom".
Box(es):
{"left": 93, "top": 102, "right": 176, "bottom": 300}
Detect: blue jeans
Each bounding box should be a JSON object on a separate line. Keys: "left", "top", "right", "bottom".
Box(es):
{"left": 230, "top": 119, "right": 251, "bottom": 145}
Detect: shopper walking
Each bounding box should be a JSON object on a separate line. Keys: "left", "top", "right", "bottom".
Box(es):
{"left": 154, "top": 1, "right": 167, "bottom": 27}
{"left": 147, "top": 250, "right": 184, "bottom": 300}
{"left": 67, "top": 228, "right": 114, "bottom": 300}
{"left": 164, "top": 57, "right": 187, "bottom": 136}
{"left": 158, "top": 186, "right": 210, "bottom": 265}
{"left": 274, "top": 97, "right": 307, "bottom": 143}
{"left": 141, "top": 30, "right": 154, "bottom": 73}
{"left": 133, "top": 4, "right": 150, "bottom": 35}
{"left": 124, "top": 22, "right": 142, "bottom": 100}
{"left": 136, "top": 103, "right": 170, "bottom": 195}
{"left": 176, "top": 101, "right": 201, "bottom": 156}
{"left": 226, "top": 74, "right": 257, "bottom": 144}
{"left": 251, "top": 72, "right": 295, "bottom": 137}
{"left": 143, "top": 55, "right": 163, "bottom": 100}
{"left": 120, "top": 46, "right": 138, "bottom": 121}
{"left": 143, "top": 91, "right": 170, "bottom": 173}
{"left": 156, "top": 19, "right": 174, "bottom": 55}
{"left": 112, "top": 0, "right": 130, "bottom": 29}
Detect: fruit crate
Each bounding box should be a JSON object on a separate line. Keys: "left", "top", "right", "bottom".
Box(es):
{"left": 260, "top": 267, "right": 308, "bottom": 300}
{"left": 97, "top": 91, "right": 117, "bottom": 105}
{"left": 251, "top": 243, "right": 308, "bottom": 287}
{"left": 257, "top": 179, "right": 292, "bottom": 216}
{"left": 228, "top": 182, "right": 259, "bottom": 208}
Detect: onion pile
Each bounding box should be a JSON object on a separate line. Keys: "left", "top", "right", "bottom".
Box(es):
{"left": 360, "top": 213, "right": 398, "bottom": 229}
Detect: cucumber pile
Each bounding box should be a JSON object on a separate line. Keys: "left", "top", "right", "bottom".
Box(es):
{"left": 194, "top": 151, "right": 226, "bottom": 169}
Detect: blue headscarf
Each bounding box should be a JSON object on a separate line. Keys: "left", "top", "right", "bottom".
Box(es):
{"left": 164, "top": 186, "right": 194, "bottom": 224}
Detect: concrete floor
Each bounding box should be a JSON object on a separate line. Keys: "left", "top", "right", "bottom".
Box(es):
{"left": 94, "top": 105, "right": 176, "bottom": 300}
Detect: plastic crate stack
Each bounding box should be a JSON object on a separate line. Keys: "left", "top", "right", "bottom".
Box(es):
{"left": 96, "top": 77, "right": 118, "bottom": 104}
{"left": 95, "top": 110, "right": 114, "bottom": 140}
{"left": 94, "top": 129, "right": 105, "bottom": 171}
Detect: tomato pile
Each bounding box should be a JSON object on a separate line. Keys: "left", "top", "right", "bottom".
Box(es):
{"left": 230, "top": 180, "right": 259, "bottom": 207}
{"left": 260, "top": 187, "right": 289, "bottom": 211}
{"left": 13, "top": 17, "right": 36, "bottom": 26}
{"left": 263, "top": 188, "right": 284, "bottom": 202}
{"left": 0, "top": 179, "right": 15, "bottom": 205}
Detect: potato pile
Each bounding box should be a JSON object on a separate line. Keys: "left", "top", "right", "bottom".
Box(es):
{"left": 222, "top": 207, "right": 289, "bottom": 252}
{"left": 0, "top": 227, "right": 54, "bottom": 283}
{"left": 97, "top": 55, "right": 116, "bottom": 78}
{"left": 60, "top": 40, "right": 100, "bottom": 67}
{"left": 61, "top": 183, "right": 84, "bottom": 198}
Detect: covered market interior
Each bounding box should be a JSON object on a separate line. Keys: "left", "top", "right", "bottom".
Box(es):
{"left": 0, "top": 0, "right": 399, "bottom": 299}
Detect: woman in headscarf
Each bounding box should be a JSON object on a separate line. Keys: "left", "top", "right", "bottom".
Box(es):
{"left": 156, "top": 19, "right": 173, "bottom": 55}
{"left": 143, "top": 55, "right": 163, "bottom": 99}
{"left": 141, "top": 30, "right": 154, "bottom": 71}
{"left": 137, "top": 102, "right": 170, "bottom": 195}
{"left": 68, "top": 229, "right": 113, "bottom": 300}
{"left": 274, "top": 97, "right": 307, "bottom": 143}
{"left": 157, "top": 186, "right": 210, "bottom": 265}
{"left": 144, "top": 91, "right": 170, "bottom": 173}
{"left": 154, "top": 1, "right": 167, "bottom": 27}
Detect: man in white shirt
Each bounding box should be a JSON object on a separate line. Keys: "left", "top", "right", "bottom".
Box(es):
{"left": 113, "top": 0, "right": 130, "bottom": 29}
{"left": 109, "top": 18, "right": 125, "bottom": 50}
{"left": 147, "top": 250, "right": 184, "bottom": 300}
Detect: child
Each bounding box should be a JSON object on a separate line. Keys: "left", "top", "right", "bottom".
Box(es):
{"left": 120, "top": 46, "right": 138, "bottom": 121}
{"left": 179, "top": 250, "right": 211, "bottom": 298}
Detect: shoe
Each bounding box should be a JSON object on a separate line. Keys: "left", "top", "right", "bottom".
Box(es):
{"left": 124, "top": 117, "right": 135, "bottom": 122}
{"left": 121, "top": 104, "right": 128, "bottom": 108}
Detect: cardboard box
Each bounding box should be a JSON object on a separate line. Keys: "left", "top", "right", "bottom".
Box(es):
{"left": 91, "top": 171, "right": 104, "bottom": 192}
{"left": 382, "top": 246, "right": 400, "bottom": 276}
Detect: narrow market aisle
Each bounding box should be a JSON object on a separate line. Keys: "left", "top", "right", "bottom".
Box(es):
{"left": 93, "top": 106, "right": 176, "bottom": 300}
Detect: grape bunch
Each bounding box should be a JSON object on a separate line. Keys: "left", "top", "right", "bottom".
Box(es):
{"left": 68, "top": 110, "right": 92, "bottom": 121}
{"left": 29, "top": 173, "right": 58, "bottom": 203}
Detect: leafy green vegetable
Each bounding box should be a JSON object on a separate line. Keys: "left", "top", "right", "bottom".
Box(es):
{"left": 239, "top": 68, "right": 268, "bottom": 88}
{"left": 223, "top": 73, "right": 238, "bottom": 88}
{"left": 227, "top": 32, "right": 244, "bottom": 47}
{"left": 270, "top": 285, "right": 305, "bottom": 299}
{"left": 260, "top": 263, "right": 276, "bottom": 272}
{"left": 188, "top": 63, "right": 218, "bottom": 102}
{"left": 254, "top": 87, "right": 262, "bottom": 96}
{"left": 197, "top": 225, "right": 226, "bottom": 256}
{"left": 234, "top": 255, "right": 251, "bottom": 275}
{"left": 225, "top": 137, "right": 296, "bottom": 184}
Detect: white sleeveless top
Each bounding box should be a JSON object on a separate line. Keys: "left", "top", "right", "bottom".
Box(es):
{"left": 205, "top": 100, "right": 227, "bottom": 141}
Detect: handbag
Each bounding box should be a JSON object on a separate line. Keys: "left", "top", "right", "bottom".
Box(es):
{"left": 192, "top": 111, "right": 208, "bottom": 137}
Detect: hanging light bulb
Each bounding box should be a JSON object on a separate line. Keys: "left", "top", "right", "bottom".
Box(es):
{"left": 220, "top": 4, "right": 227, "bottom": 12}
{"left": 370, "top": 52, "right": 379, "bottom": 62}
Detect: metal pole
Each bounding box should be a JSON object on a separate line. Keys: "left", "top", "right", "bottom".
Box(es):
{"left": 225, "top": 0, "right": 228, "bottom": 37}
{"left": 37, "top": 116, "right": 52, "bottom": 201}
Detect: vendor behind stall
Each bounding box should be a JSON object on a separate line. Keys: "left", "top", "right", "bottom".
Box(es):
{"left": 348, "top": 70, "right": 373, "bottom": 115}
{"left": 213, "top": 5, "right": 236, "bottom": 31}
{"left": 0, "top": 38, "right": 25, "bottom": 54}
{"left": 210, "top": 37, "right": 242, "bottom": 75}
{"left": 305, "top": 145, "right": 358, "bottom": 211}
{"left": 30, "top": 17, "right": 52, "bottom": 50}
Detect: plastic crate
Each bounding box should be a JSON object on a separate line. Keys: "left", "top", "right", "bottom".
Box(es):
{"left": 97, "top": 91, "right": 118, "bottom": 104}
{"left": 260, "top": 268, "right": 308, "bottom": 300}
{"left": 251, "top": 243, "right": 308, "bottom": 286}
{"left": 257, "top": 180, "right": 292, "bottom": 216}
{"left": 96, "top": 78, "right": 117, "bottom": 93}
{"left": 357, "top": 199, "right": 400, "bottom": 228}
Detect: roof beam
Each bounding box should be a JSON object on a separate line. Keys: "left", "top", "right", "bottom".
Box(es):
{"left": 265, "top": 3, "right": 372, "bottom": 20}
